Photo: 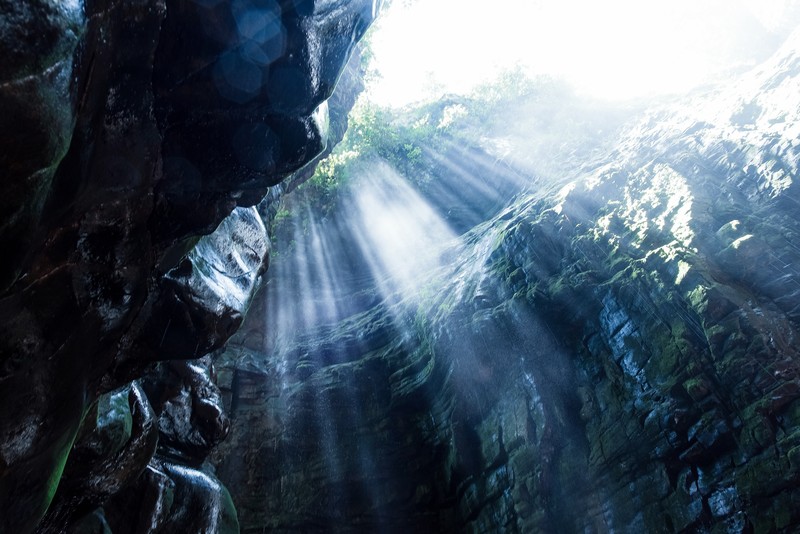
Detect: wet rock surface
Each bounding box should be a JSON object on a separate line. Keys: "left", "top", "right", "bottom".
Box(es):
{"left": 0, "top": 0, "right": 377, "bottom": 531}
{"left": 5, "top": 0, "right": 800, "bottom": 531}
{"left": 212, "top": 32, "right": 800, "bottom": 532}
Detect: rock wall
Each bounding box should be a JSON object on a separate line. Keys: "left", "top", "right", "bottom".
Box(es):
{"left": 0, "top": 0, "right": 378, "bottom": 531}
{"left": 5, "top": 1, "right": 800, "bottom": 531}
{"left": 212, "top": 33, "right": 800, "bottom": 532}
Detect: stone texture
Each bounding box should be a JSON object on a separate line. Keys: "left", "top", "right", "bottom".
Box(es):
{"left": 213, "top": 31, "right": 800, "bottom": 533}
{"left": 35, "top": 384, "right": 159, "bottom": 533}
{"left": 0, "top": 0, "right": 378, "bottom": 531}
{"left": 5, "top": 0, "right": 800, "bottom": 531}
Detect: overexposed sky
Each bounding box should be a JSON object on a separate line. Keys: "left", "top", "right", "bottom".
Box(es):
{"left": 367, "top": 0, "right": 800, "bottom": 106}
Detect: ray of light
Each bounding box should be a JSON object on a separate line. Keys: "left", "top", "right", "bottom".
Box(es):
{"left": 345, "top": 160, "right": 459, "bottom": 303}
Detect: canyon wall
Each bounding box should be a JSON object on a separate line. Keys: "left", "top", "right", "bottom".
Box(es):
{"left": 213, "top": 33, "right": 800, "bottom": 533}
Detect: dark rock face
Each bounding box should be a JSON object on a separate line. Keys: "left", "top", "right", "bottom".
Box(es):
{"left": 97, "top": 357, "right": 240, "bottom": 534}
{"left": 35, "top": 384, "right": 159, "bottom": 533}
{"left": 0, "top": 0, "right": 85, "bottom": 289}
{"left": 0, "top": 0, "right": 378, "bottom": 531}
{"left": 151, "top": 0, "right": 378, "bottom": 241}
{"left": 212, "top": 33, "right": 800, "bottom": 532}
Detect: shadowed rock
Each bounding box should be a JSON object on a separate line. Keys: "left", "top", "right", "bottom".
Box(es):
{"left": 0, "top": 0, "right": 379, "bottom": 530}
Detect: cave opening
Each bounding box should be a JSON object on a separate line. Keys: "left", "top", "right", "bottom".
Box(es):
{"left": 3, "top": 0, "right": 800, "bottom": 532}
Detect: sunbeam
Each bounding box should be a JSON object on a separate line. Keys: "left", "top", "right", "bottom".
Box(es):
{"left": 205, "top": 4, "right": 800, "bottom": 532}
{"left": 12, "top": 0, "right": 800, "bottom": 529}
{"left": 346, "top": 160, "right": 459, "bottom": 302}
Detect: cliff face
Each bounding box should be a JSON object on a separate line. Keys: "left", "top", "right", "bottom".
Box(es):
{"left": 0, "top": 0, "right": 378, "bottom": 531}
{"left": 5, "top": 1, "right": 800, "bottom": 531}
{"left": 212, "top": 33, "right": 800, "bottom": 532}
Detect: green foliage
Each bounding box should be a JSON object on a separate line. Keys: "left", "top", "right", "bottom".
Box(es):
{"left": 346, "top": 101, "right": 437, "bottom": 181}
{"left": 295, "top": 67, "right": 578, "bottom": 221}
{"left": 297, "top": 95, "right": 442, "bottom": 216}
{"left": 471, "top": 65, "right": 540, "bottom": 104}
{"left": 467, "top": 66, "right": 574, "bottom": 124}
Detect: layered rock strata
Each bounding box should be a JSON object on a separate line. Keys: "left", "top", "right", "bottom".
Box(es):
{"left": 213, "top": 33, "right": 800, "bottom": 532}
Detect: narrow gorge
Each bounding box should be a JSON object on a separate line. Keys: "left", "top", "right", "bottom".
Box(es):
{"left": 2, "top": 1, "right": 800, "bottom": 533}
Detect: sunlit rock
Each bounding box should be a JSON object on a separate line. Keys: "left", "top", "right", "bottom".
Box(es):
{"left": 136, "top": 206, "right": 270, "bottom": 369}
{"left": 212, "top": 30, "right": 800, "bottom": 532}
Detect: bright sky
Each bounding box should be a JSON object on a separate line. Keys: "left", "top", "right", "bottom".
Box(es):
{"left": 367, "top": 0, "right": 800, "bottom": 106}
